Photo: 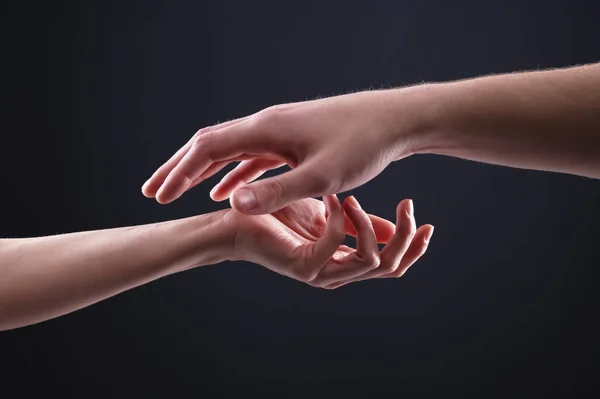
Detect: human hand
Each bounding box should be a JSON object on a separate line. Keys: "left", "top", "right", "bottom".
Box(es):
{"left": 142, "top": 88, "right": 430, "bottom": 214}
{"left": 220, "top": 195, "right": 434, "bottom": 289}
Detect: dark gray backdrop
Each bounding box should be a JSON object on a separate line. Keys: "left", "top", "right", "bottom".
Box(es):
{"left": 2, "top": 0, "right": 599, "bottom": 396}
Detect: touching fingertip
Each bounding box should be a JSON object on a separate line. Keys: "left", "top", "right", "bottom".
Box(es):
{"left": 232, "top": 188, "right": 258, "bottom": 213}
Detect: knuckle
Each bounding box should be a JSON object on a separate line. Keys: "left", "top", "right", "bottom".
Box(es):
{"left": 312, "top": 176, "right": 332, "bottom": 193}
{"left": 401, "top": 222, "right": 417, "bottom": 240}
{"left": 192, "top": 132, "right": 211, "bottom": 148}
{"left": 331, "top": 226, "right": 346, "bottom": 245}
{"left": 193, "top": 126, "right": 211, "bottom": 139}
{"left": 265, "top": 178, "right": 286, "bottom": 201}
{"left": 380, "top": 264, "right": 397, "bottom": 274}
{"left": 193, "top": 125, "right": 221, "bottom": 142}
{"left": 379, "top": 258, "right": 399, "bottom": 274}
{"left": 305, "top": 173, "right": 333, "bottom": 196}
{"left": 179, "top": 172, "right": 194, "bottom": 189}
{"left": 258, "top": 105, "right": 287, "bottom": 124}
{"left": 363, "top": 253, "right": 381, "bottom": 270}
{"left": 293, "top": 265, "right": 320, "bottom": 284}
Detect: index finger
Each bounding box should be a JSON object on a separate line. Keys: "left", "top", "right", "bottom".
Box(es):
{"left": 141, "top": 116, "right": 249, "bottom": 199}
{"left": 155, "top": 116, "right": 283, "bottom": 204}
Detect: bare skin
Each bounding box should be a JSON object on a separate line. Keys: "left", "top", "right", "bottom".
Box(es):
{"left": 141, "top": 63, "right": 600, "bottom": 214}
{"left": 0, "top": 196, "right": 433, "bottom": 331}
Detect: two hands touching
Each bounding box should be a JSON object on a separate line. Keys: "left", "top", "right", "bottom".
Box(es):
{"left": 139, "top": 63, "right": 600, "bottom": 289}
{"left": 141, "top": 62, "right": 600, "bottom": 290}
{"left": 225, "top": 196, "right": 432, "bottom": 289}
{"left": 140, "top": 88, "right": 436, "bottom": 288}
{"left": 0, "top": 88, "right": 436, "bottom": 330}
{"left": 3, "top": 63, "right": 598, "bottom": 330}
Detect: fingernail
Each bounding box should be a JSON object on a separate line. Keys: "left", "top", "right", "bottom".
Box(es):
{"left": 209, "top": 185, "right": 218, "bottom": 197}
{"left": 407, "top": 199, "right": 414, "bottom": 217}
{"left": 234, "top": 188, "right": 258, "bottom": 212}
{"left": 141, "top": 180, "right": 150, "bottom": 192}
{"left": 349, "top": 195, "right": 361, "bottom": 210}
{"left": 425, "top": 226, "right": 434, "bottom": 243}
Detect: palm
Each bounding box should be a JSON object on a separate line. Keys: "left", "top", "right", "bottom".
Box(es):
{"left": 230, "top": 199, "right": 327, "bottom": 277}
{"left": 230, "top": 198, "right": 395, "bottom": 280}
{"left": 225, "top": 195, "right": 433, "bottom": 289}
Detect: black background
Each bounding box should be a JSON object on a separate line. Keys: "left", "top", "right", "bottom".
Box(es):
{"left": 2, "top": 0, "right": 600, "bottom": 397}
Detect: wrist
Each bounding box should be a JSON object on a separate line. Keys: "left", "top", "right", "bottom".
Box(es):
{"left": 383, "top": 83, "right": 451, "bottom": 158}
{"left": 192, "top": 209, "right": 236, "bottom": 265}
{"left": 161, "top": 210, "right": 236, "bottom": 274}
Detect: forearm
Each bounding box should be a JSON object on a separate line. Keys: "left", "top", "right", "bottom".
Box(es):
{"left": 0, "top": 212, "right": 231, "bottom": 330}
{"left": 404, "top": 63, "right": 600, "bottom": 178}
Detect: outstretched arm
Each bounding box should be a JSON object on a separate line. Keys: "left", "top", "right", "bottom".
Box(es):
{"left": 0, "top": 213, "right": 231, "bottom": 331}
{"left": 413, "top": 63, "right": 600, "bottom": 178}
{"left": 142, "top": 63, "right": 600, "bottom": 215}
{"left": 0, "top": 197, "right": 432, "bottom": 331}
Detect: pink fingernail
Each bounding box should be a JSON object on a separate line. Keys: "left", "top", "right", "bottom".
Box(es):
{"left": 235, "top": 188, "right": 258, "bottom": 212}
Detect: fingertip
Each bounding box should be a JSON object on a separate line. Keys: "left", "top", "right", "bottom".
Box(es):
{"left": 395, "top": 198, "right": 414, "bottom": 222}
{"left": 323, "top": 195, "right": 345, "bottom": 237}
{"left": 211, "top": 195, "right": 229, "bottom": 203}
{"left": 395, "top": 200, "right": 406, "bottom": 225}
{"left": 342, "top": 199, "right": 358, "bottom": 227}
{"left": 230, "top": 187, "right": 259, "bottom": 214}
{"left": 342, "top": 196, "right": 352, "bottom": 212}
{"left": 424, "top": 225, "right": 435, "bottom": 243}
{"left": 209, "top": 185, "right": 226, "bottom": 202}
{"left": 330, "top": 193, "right": 342, "bottom": 207}
{"left": 333, "top": 197, "right": 344, "bottom": 215}
{"left": 397, "top": 198, "right": 412, "bottom": 212}
{"left": 155, "top": 184, "right": 178, "bottom": 204}
{"left": 141, "top": 179, "right": 159, "bottom": 198}
{"left": 141, "top": 186, "right": 154, "bottom": 199}
{"left": 348, "top": 195, "right": 362, "bottom": 209}
{"left": 155, "top": 194, "right": 172, "bottom": 205}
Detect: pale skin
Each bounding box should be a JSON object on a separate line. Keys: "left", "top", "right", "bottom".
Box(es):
{"left": 141, "top": 63, "right": 600, "bottom": 214}
{"left": 6, "top": 64, "right": 597, "bottom": 330}
{"left": 0, "top": 196, "right": 434, "bottom": 331}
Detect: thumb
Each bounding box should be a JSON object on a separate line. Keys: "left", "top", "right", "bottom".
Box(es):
{"left": 230, "top": 164, "right": 331, "bottom": 215}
